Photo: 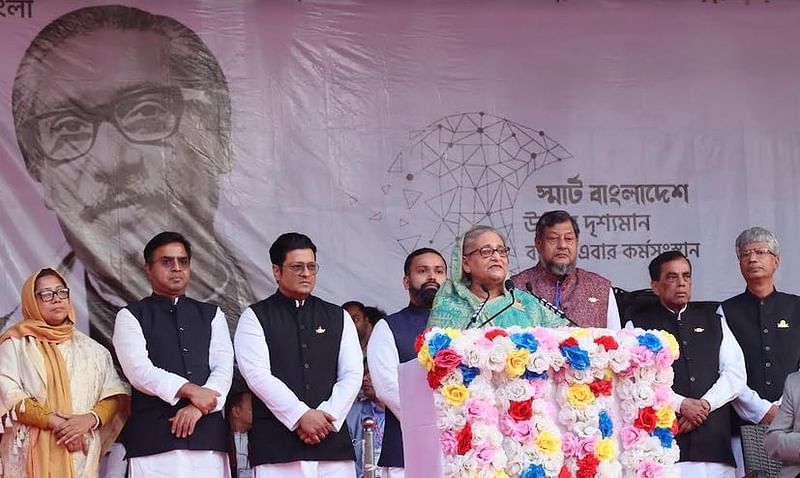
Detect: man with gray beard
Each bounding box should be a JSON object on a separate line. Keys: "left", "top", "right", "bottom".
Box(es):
{"left": 366, "top": 248, "right": 447, "bottom": 478}
{"left": 511, "top": 210, "right": 621, "bottom": 329}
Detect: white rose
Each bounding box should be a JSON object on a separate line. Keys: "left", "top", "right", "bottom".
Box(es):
{"left": 635, "top": 366, "right": 657, "bottom": 383}
{"left": 616, "top": 378, "right": 634, "bottom": 399}
{"left": 468, "top": 375, "right": 495, "bottom": 400}
{"left": 437, "top": 406, "right": 466, "bottom": 430}
{"left": 655, "top": 367, "right": 674, "bottom": 386}
{"left": 609, "top": 349, "right": 631, "bottom": 373}
{"left": 526, "top": 350, "right": 550, "bottom": 373}
{"left": 503, "top": 379, "right": 533, "bottom": 402}
{"left": 619, "top": 398, "right": 638, "bottom": 421}
{"left": 441, "top": 370, "right": 463, "bottom": 386}
{"left": 558, "top": 405, "right": 578, "bottom": 426}
{"left": 576, "top": 423, "right": 600, "bottom": 438}
{"left": 632, "top": 383, "right": 655, "bottom": 407}
{"left": 486, "top": 344, "right": 507, "bottom": 372}
{"left": 589, "top": 348, "right": 610, "bottom": 370}
{"left": 565, "top": 368, "right": 593, "bottom": 384}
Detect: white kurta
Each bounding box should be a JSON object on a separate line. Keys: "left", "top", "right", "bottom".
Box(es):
{"left": 112, "top": 299, "right": 234, "bottom": 477}
{"left": 234, "top": 302, "right": 363, "bottom": 478}
{"left": 366, "top": 319, "right": 405, "bottom": 478}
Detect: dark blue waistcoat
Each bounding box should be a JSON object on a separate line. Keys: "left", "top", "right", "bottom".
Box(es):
{"left": 378, "top": 305, "right": 430, "bottom": 468}
{"left": 121, "top": 294, "right": 229, "bottom": 458}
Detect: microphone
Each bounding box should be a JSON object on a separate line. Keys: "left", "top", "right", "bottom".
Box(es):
{"left": 477, "top": 279, "right": 516, "bottom": 328}
{"left": 525, "top": 281, "right": 580, "bottom": 327}
{"left": 465, "top": 284, "right": 491, "bottom": 329}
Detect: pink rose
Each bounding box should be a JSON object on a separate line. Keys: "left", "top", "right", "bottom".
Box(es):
{"left": 440, "top": 430, "right": 457, "bottom": 455}
{"left": 636, "top": 459, "right": 663, "bottom": 478}
{"left": 500, "top": 414, "right": 517, "bottom": 436}
{"left": 530, "top": 379, "right": 547, "bottom": 399}
{"left": 475, "top": 443, "right": 497, "bottom": 464}
{"left": 474, "top": 337, "right": 494, "bottom": 350}
{"left": 654, "top": 349, "right": 674, "bottom": 368}
{"left": 630, "top": 345, "right": 655, "bottom": 367}
{"left": 577, "top": 436, "right": 599, "bottom": 456}
{"left": 654, "top": 385, "right": 671, "bottom": 405}
{"left": 561, "top": 432, "right": 579, "bottom": 458}
{"left": 434, "top": 349, "right": 463, "bottom": 368}
{"left": 511, "top": 421, "right": 535, "bottom": 443}
{"left": 535, "top": 329, "right": 558, "bottom": 351}
{"left": 466, "top": 398, "right": 498, "bottom": 425}
{"left": 620, "top": 426, "right": 646, "bottom": 448}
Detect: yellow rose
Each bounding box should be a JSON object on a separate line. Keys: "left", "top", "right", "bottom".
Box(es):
{"left": 596, "top": 438, "right": 616, "bottom": 461}
{"left": 442, "top": 384, "right": 470, "bottom": 406}
{"left": 572, "top": 329, "right": 591, "bottom": 338}
{"left": 505, "top": 349, "right": 530, "bottom": 377}
{"left": 445, "top": 328, "right": 462, "bottom": 339}
{"left": 535, "top": 430, "right": 561, "bottom": 455}
{"left": 494, "top": 471, "right": 510, "bottom": 478}
{"left": 659, "top": 331, "right": 680, "bottom": 358}
{"left": 566, "top": 383, "right": 595, "bottom": 408}
{"left": 418, "top": 344, "right": 434, "bottom": 371}
{"left": 656, "top": 405, "right": 676, "bottom": 428}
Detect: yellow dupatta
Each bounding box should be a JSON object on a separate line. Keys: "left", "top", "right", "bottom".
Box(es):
{"left": 1, "top": 268, "right": 76, "bottom": 478}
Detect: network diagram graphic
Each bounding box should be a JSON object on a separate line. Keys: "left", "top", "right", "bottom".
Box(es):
{"left": 372, "top": 111, "right": 572, "bottom": 268}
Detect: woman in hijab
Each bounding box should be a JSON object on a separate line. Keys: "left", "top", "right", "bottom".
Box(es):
{"left": 427, "top": 225, "right": 567, "bottom": 329}
{"left": 0, "top": 268, "right": 128, "bottom": 477}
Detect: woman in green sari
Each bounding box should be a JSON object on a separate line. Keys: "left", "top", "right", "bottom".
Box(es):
{"left": 427, "top": 225, "right": 567, "bottom": 329}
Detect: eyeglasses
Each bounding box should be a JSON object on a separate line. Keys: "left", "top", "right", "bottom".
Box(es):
{"left": 285, "top": 262, "right": 320, "bottom": 275}
{"left": 22, "top": 87, "right": 209, "bottom": 163}
{"left": 36, "top": 288, "right": 70, "bottom": 302}
{"left": 738, "top": 248, "right": 776, "bottom": 261}
{"left": 154, "top": 256, "right": 191, "bottom": 270}
{"left": 465, "top": 246, "right": 511, "bottom": 258}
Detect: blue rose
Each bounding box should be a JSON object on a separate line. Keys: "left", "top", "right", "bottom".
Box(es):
{"left": 520, "top": 464, "right": 546, "bottom": 478}
{"left": 652, "top": 427, "right": 673, "bottom": 448}
{"left": 458, "top": 364, "right": 480, "bottom": 385}
{"left": 510, "top": 332, "right": 539, "bottom": 352}
{"left": 599, "top": 410, "right": 613, "bottom": 438}
{"left": 427, "top": 333, "right": 452, "bottom": 356}
{"left": 637, "top": 332, "right": 663, "bottom": 353}
{"left": 561, "top": 345, "right": 590, "bottom": 371}
{"left": 523, "top": 370, "right": 548, "bottom": 381}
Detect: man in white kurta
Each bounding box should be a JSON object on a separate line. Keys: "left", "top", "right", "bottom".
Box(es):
{"left": 234, "top": 233, "right": 362, "bottom": 478}
{"left": 113, "top": 232, "right": 234, "bottom": 478}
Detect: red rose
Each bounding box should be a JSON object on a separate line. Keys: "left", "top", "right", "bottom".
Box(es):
{"left": 634, "top": 406, "right": 657, "bottom": 433}
{"left": 576, "top": 454, "right": 599, "bottom": 478}
{"left": 671, "top": 418, "right": 680, "bottom": 436}
{"left": 560, "top": 337, "right": 579, "bottom": 348}
{"left": 559, "top": 465, "right": 572, "bottom": 478}
{"left": 484, "top": 329, "right": 509, "bottom": 341}
{"left": 589, "top": 379, "right": 613, "bottom": 397}
{"left": 414, "top": 333, "right": 426, "bottom": 354}
{"left": 434, "top": 349, "right": 463, "bottom": 369}
{"left": 508, "top": 398, "right": 533, "bottom": 422}
{"left": 593, "top": 335, "right": 619, "bottom": 351}
{"left": 455, "top": 422, "right": 473, "bottom": 455}
{"left": 426, "top": 366, "right": 449, "bottom": 389}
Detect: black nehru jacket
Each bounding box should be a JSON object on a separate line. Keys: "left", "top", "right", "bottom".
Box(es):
{"left": 629, "top": 302, "right": 736, "bottom": 467}
{"left": 121, "top": 294, "right": 229, "bottom": 458}
{"left": 247, "top": 291, "right": 354, "bottom": 467}
{"left": 723, "top": 290, "right": 800, "bottom": 406}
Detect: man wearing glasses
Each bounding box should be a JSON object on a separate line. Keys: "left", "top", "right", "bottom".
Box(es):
{"left": 234, "top": 233, "right": 363, "bottom": 477}
{"left": 511, "top": 210, "right": 621, "bottom": 329}
{"left": 113, "top": 231, "right": 234, "bottom": 477}
{"left": 720, "top": 227, "right": 800, "bottom": 473}
{"left": 10, "top": 5, "right": 252, "bottom": 348}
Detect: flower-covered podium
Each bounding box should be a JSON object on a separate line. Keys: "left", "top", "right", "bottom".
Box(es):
{"left": 398, "top": 327, "right": 681, "bottom": 478}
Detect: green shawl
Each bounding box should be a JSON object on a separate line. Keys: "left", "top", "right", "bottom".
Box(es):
{"left": 426, "top": 234, "right": 566, "bottom": 329}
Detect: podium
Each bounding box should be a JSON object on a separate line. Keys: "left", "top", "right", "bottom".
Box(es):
{"left": 399, "top": 326, "right": 681, "bottom": 478}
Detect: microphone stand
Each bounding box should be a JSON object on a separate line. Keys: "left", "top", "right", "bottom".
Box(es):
{"left": 465, "top": 285, "right": 490, "bottom": 329}
{"left": 525, "top": 281, "right": 580, "bottom": 327}
{"left": 477, "top": 279, "right": 517, "bottom": 328}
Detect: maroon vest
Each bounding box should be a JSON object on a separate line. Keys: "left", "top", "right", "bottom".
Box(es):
{"left": 511, "top": 263, "right": 611, "bottom": 328}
